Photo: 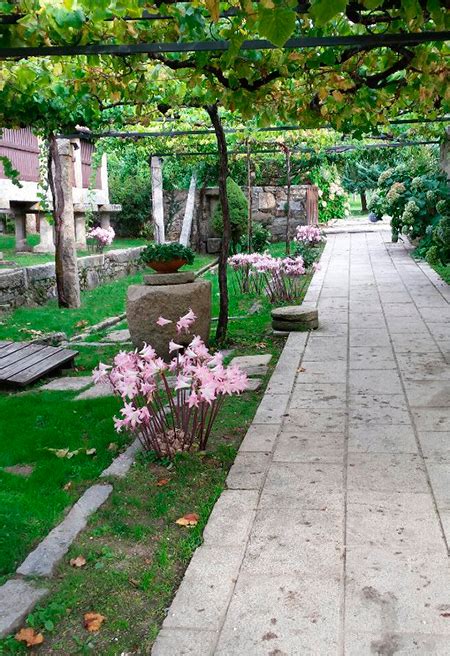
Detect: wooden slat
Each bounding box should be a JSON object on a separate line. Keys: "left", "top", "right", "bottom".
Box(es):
{"left": 0, "top": 346, "right": 61, "bottom": 378}
{"left": 0, "top": 341, "right": 33, "bottom": 360}
{"left": 7, "top": 349, "right": 78, "bottom": 385}
{"left": 0, "top": 341, "right": 13, "bottom": 351}
{"left": 0, "top": 344, "right": 46, "bottom": 370}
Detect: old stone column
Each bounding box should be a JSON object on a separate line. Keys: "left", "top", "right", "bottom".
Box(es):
{"left": 75, "top": 213, "right": 87, "bottom": 249}
{"left": 100, "top": 213, "right": 111, "bottom": 229}
{"left": 151, "top": 156, "right": 165, "bottom": 243}
{"left": 50, "top": 137, "right": 81, "bottom": 309}
{"left": 14, "top": 212, "right": 29, "bottom": 252}
{"left": 25, "top": 213, "right": 38, "bottom": 235}
{"left": 440, "top": 127, "right": 450, "bottom": 180}
{"left": 34, "top": 215, "right": 55, "bottom": 253}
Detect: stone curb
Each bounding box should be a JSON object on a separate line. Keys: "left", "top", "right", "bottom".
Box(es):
{"left": 0, "top": 580, "right": 49, "bottom": 638}
{"left": 151, "top": 243, "right": 328, "bottom": 654}
{"left": 101, "top": 439, "right": 142, "bottom": 478}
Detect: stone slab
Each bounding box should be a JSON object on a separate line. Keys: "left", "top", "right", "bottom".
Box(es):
{"left": 349, "top": 346, "right": 396, "bottom": 370}
{"left": 226, "top": 452, "right": 271, "bottom": 490}
{"left": 40, "top": 375, "right": 93, "bottom": 391}
{"left": 349, "top": 369, "right": 403, "bottom": 395}
{"left": 143, "top": 271, "right": 195, "bottom": 286}
{"left": 239, "top": 424, "right": 279, "bottom": 452}
{"left": 17, "top": 484, "right": 112, "bottom": 577}
{"left": 302, "top": 336, "right": 347, "bottom": 361}
{"left": 272, "top": 319, "right": 319, "bottom": 331}
{"left": 0, "top": 579, "right": 49, "bottom": 638}
{"left": 345, "top": 632, "right": 450, "bottom": 656}
{"left": 285, "top": 407, "right": 347, "bottom": 433}
{"left": 297, "top": 360, "right": 347, "bottom": 384}
{"left": 418, "top": 431, "right": 450, "bottom": 462}
{"left": 271, "top": 305, "right": 318, "bottom": 322}
{"left": 349, "top": 393, "right": 411, "bottom": 426}
{"left": 214, "top": 573, "right": 340, "bottom": 656}
{"left": 202, "top": 490, "right": 258, "bottom": 548}
{"left": 289, "top": 382, "right": 346, "bottom": 409}
{"left": 152, "top": 628, "right": 218, "bottom": 656}
{"left": 346, "top": 453, "right": 429, "bottom": 495}
{"left": 74, "top": 381, "right": 113, "bottom": 400}
{"left": 274, "top": 430, "right": 345, "bottom": 463}
{"left": 243, "top": 377, "right": 262, "bottom": 392}
{"left": 230, "top": 354, "right": 272, "bottom": 368}
{"left": 101, "top": 439, "right": 142, "bottom": 478}
{"left": 251, "top": 393, "right": 289, "bottom": 424}
{"left": 348, "top": 424, "right": 418, "bottom": 454}
{"left": 103, "top": 328, "right": 131, "bottom": 343}
{"left": 411, "top": 407, "right": 450, "bottom": 432}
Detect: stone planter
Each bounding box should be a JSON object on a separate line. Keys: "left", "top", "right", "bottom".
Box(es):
{"left": 126, "top": 272, "right": 212, "bottom": 360}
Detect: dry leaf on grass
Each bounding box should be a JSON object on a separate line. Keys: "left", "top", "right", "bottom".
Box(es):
{"left": 70, "top": 555, "right": 86, "bottom": 568}
{"left": 156, "top": 478, "right": 169, "bottom": 486}
{"left": 175, "top": 513, "right": 199, "bottom": 527}
{"left": 85, "top": 448, "right": 96, "bottom": 456}
{"left": 107, "top": 442, "right": 118, "bottom": 452}
{"left": 84, "top": 612, "right": 105, "bottom": 632}
{"left": 63, "top": 481, "right": 72, "bottom": 491}
{"left": 15, "top": 627, "right": 44, "bottom": 647}
{"left": 75, "top": 320, "right": 89, "bottom": 328}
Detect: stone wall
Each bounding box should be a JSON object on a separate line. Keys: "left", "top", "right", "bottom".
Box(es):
{"left": 0, "top": 247, "right": 144, "bottom": 310}
{"left": 165, "top": 185, "right": 309, "bottom": 251}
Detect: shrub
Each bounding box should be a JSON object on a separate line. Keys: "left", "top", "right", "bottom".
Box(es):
{"left": 93, "top": 312, "right": 248, "bottom": 458}
{"left": 239, "top": 222, "right": 272, "bottom": 253}
{"left": 309, "top": 165, "right": 350, "bottom": 223}
{"left": 140, "top": 242, "right": 195, "bottom": 265}
{"left": 87, "top": 226, "right": 115, "bottom": 252}
{"left": 212, "top": 178, "right": 248, "bottom": 252}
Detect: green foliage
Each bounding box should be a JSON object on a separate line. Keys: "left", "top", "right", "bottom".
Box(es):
{"left": 107, "top": 149, "right": 151, "bottom": 237}
{"left": 239, "top": 222, "right": 272, "bottom": 253}
{"left": 371, "top": 159, "right": 450, "bottom": 264}
{"left": 0, "top": 156, "right": 22, "bottom": 187}
{"left": 309, "top": 166, "right": 350, "bottom": 223}
{"left": 293, "top": 241, "right": 322, "bottom": 268}
{"left": 212, "top": 178, "right": 248, "bottom": 251}
{"left": 140, "top": 242, "right": 195, "bottom": 265}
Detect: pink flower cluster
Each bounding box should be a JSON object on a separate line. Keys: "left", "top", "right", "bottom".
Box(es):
{"left": 93, "top": 311, "right": 248, "bottom": 458}
{"left": 228, "top": 252, "right": 307, "bottom": 303}
{"left": 294, "top": 225, "right": 323, "bottom": 245}
{"left": 87, "top": 226, "right": 115, "bottom": 248}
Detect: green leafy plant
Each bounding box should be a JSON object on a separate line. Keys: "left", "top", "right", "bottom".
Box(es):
{"left": 140, "top": 242, "right": 195, "bottom": 265}
{"left": 239, "top": 223, "right": 272, "bottom": 253}
{"left": 212, "top": 178, "right": 248, "bottom": 252}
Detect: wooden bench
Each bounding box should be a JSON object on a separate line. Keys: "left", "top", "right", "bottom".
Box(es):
{"left": 0, "top": 341, "right": 78, "bottom": 388}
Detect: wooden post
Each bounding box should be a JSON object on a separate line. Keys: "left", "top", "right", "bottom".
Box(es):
{"left": 48, "top": 136, "right": 81, "bottom": 308}
{"left": 150, "top": 156, "right": 165, "bottom": 243}
{"left": 179, "top": 172, "right": 196, "bottom": 247}
{"left": 285, "top": 146, "right": 292, "bottom": 255}
{"left": 205, "top": 104, "right": 230, "bottom": 343}
{"left": 246, "top": 138, "right": 253, "bottom": 252}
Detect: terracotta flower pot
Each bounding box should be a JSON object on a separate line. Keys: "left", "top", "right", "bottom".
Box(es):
{"left": 147, "top": 258, "right": 187, "bottom": 274}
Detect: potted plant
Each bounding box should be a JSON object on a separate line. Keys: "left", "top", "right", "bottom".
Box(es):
{"left": 140, "top": 242, "right": 195, "bottom": 273}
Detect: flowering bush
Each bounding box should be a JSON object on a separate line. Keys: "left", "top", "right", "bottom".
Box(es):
{"left": 87, "top": 226, "right": 115, "bottom": 252}
{"left": 228, "top": 252, "right": 308, "bottom": 303}
{"left": 310, "top": 166, "right": 350, "bottom": 223}
{"left": 294, "top": 225, "right": 324, "bottom": 246}
{"left": 93, "top": 311, "right": 248, "bottom": 458}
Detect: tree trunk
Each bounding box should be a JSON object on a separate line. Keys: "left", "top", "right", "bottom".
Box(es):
{"left": 205, "top": 104, "right": 230, "bottom": 343}
{"left": 285, "top": 147, "right": 292, "bottom": 255}
{"left": 246, "top": 138, "right": 253, "bottom": 252}
{"left": 48, "top": 136, "right": 80, "bottom": 309}
{"left": 179, "top": 172, "right": 196, "bottom": 247}
{"left": 360, "top": 190, "right": 368, "bottom": 213}
{"left": 150, "top": 156, "right": 165, "bottom": 243}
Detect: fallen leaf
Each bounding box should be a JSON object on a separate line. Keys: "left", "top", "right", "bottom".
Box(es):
{"left": 70, "top": 555, "right": 87, "bottom": 568}
{"left": 128, "top": 578, "right": 139, "bottom": 588}
{"left": 63, "top": 481, "right": 72, "bottom": 491}
{"left": 156, "top": 478, "right": 169, "bottom": 487}
{"left": 175, "top": 513, "right": 199, "bottom": 527}
{"left": 84, "top": 612, "right": 105, "bottom": 632}
{"left": 297, "top": 367, "right": 305, "bottom": 373}
{"left": 75, "top": 320, "right": 89, "bottom": 328}
{"left": 107, "top": 442, "right": 118, "bottom": 452}
{"left": 15, "top": 627, "right": 44, "bottom": 647}
{"left": 85, "top": 448, "right": 96, "bottom": 456}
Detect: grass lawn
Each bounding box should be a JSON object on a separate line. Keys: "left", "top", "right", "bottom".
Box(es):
{"left": 0, "top": 243, "right": 318, "bottom": 654}
{"left": 0, "top": 254, "right": 214, "bottom": 341}
{"left": 431, "top": 262, "right": 450, "bottom": 285}
{"left": 0, "top": 234, "right": 146, "bottom": 268}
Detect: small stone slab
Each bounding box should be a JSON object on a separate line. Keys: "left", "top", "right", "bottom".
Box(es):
{"left": 17, "top": 484, "right": 112, "bottom": 577}
{"left": 74, "top": 381, "right": 113, "bottom": 400}
{"left": 143, "top": 271, "right": 195, "bottom": 285}
{"left": 244, "top": 378, "right": 262, "bottom": 392}
{"left": 271, "top": 305, "right": 318, "bottom": 322}
{"left": 230, "top": 354, "right": 272, "bottom": 376}
{"left": 272, "top": 319, "right": 319, "bottom": 332}
{"left": 101, "top": 439, "right": 142, "bottom": 478}
{"left": 4, "top": 464, "right": 33, "bottom": 477}
{"left": 103, "top": 328, "right": 131, "bottom": 343}
{"left": 40, "top": 375, "right": 92, "bottom": 391}
{"left": 0, "top": 579, "right": 49, "bottom": 638}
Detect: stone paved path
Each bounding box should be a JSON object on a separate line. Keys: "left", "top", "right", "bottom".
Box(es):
{"left": 152, "top": 230, "right": 450, "bottom": 656}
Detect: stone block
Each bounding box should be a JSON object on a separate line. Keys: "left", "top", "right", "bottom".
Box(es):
{"left": 17, "top": 484, "right": 112, "bottom": 577}
{"left": 0, "top": 269, "right": 25, "bottom": 291}
{"left": 0, "top": 580, "right": 49, "bottom": 638}
{"left": 239, "top": 424, "right": 279, "bottom": 452}
{"left": 271, "top": 305, "right": 318, "bottom": 322}
{"left": 144, "top": 271, "right": 195, "bottom": 286}
{"left": 258, "top": 191, "right": 276, "bottom": 210}
{"left": 40, "top": 375, "right": 92, "bottom": 391}
{"left": 226, "top": 452, "right": 271, "bottom": 490}
{"left": 252, "top": 393, "right": 289, "bottom": 424}
{"left": 206, "top": 238, "right": 221, "bottom": 254}
{"left": 202, "top": 490, "right": 258, "bottom": 547}
{"left": 25, "top": 263, "right": 55, "bottom": 282}
{"left": 74, "top": 382, "right": 113, "bottom": 400}
{"left": 77, "top": 254, "right": 104, "bottom": 269}
{"left": 230, "top": 354, "right": 272, "bottom": 369}
{"left": 152, "top": 629, "right": 218, "bottom": 656}
{"left": 101, "top": 439, "right": 142, "bottom": 478}
{"left": 106, "top": 248, "right": 141, "bottom": 263}
{"left": 127, "top": 280, "right": 212, "bottom": 360}
{"left": 347, "top": 453, "right": 428, "bottom": 495}
{"left": 272, "top": 319, "right": 319, "bottom": 331}
{"left": 104, "top": 328, "right": 131, "bottom": 343}
{"left": 274, "top": 430, "right": 344, "bottom": 463}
